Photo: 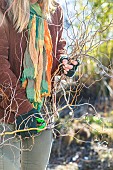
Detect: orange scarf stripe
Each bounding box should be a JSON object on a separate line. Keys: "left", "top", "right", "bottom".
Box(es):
{"left": 44, "top": 21, "right": 53, "bottom": 95}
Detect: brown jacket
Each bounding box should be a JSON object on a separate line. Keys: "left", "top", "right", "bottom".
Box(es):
{"left": 0, "top": 0, "right": 66, "bottom": 123}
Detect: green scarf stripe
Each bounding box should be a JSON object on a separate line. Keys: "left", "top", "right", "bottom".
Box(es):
{"left": 30, "top": 5, "right": 44, "bottom": 40}
{"left": 21, "top": 67, "right": 35, "bottom": 82}
{"left": 41, "top": 80, "right": 48, "bottom": 93}
{"left": 31, "top": 3, "right": 42, "bottom": 16}
{"left": 41, "top": 48, "right": 48, "bottom": 93}
{"left": 38, "top": 18, "right": 44, "bottom": 40}
{"left": 26, "top": 88, "right": 35, "bottom": 102}
{"left": 21, "top": 48, "right": 35, "bottom": 82}
{"left": 26, "top": 80, "right": 35, "bottom": 102}
{"left": 30, "top": 8, "right": 39, "bottom": 39}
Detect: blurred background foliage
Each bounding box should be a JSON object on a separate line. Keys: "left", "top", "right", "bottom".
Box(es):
{"left": 49, "top": 1, "right": 113, "bottom": 169}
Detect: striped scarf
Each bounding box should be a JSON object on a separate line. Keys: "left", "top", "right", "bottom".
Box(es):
{"left": 21, "top": 3, "right": 53, "bottom": 112}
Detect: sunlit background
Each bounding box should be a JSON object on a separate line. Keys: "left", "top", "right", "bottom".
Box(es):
{"left": 48, "top": 1, "right": 113, "bottom": 169}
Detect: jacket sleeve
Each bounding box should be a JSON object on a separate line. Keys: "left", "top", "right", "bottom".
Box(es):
{"left": 0, "top": 10, "right": 33, "bottom": 123}
{"left": 56, "top": 4, "right": 67, "bottom": 60}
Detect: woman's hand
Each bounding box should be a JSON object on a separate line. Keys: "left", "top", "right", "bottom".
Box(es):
{"left": 62, "top": 59, "right": 79, "bottom": 77}
{"left": 16, "top": 108, "right": 46, "bottom": 138}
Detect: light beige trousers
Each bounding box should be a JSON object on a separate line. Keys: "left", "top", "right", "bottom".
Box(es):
{"left": 0, "top": 124, "right": 53, "bottom": 170}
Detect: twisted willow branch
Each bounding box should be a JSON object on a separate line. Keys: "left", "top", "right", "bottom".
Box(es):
{"left": 0, "top": 126, "right": 47, "bottom": 136}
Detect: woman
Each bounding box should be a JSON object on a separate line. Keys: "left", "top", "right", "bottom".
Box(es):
{"left": 0, "top": 0, "right": 79, "bottom": 169}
